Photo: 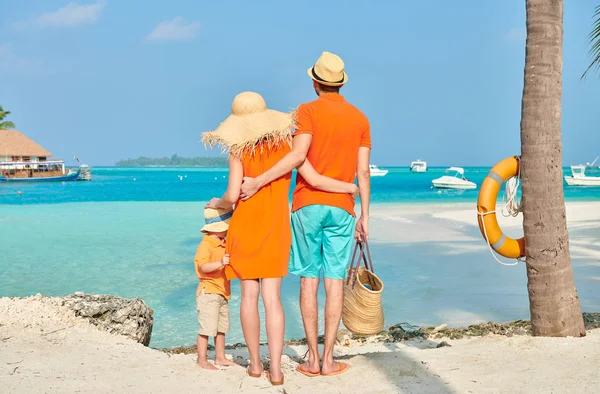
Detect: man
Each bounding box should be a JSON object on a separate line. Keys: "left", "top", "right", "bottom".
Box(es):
{"left": 240, "top": 51, "right": 371, "bottom": 377}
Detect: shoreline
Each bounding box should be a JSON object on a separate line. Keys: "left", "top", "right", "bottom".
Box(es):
{"left": 162, "top": 312, "right": 600, "bottom": 354}
{"left": 2, "top": 295, "right": 600, "bottom": 393}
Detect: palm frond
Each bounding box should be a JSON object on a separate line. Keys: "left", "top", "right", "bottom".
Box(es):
{"left": 0, "top": 107, "right": 11, "bottom": 121}
{"left": 0, "top": 121, "right": 16, "bottom": 130}
{"left": 582, "top": 5, "right": 600, "bottom": 79}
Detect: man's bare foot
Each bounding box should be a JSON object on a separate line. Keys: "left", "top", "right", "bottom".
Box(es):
{"left": 196, "top": 360, "right": 218, "bottom": 370}
{"left": 321, "top": 360, "right": 351, "bottom": 377}
{"left": 296, "top": 361, "right": 321, "bottom": 377}
{"left": 215, "top": 358, "right": 238, "bottom": 367}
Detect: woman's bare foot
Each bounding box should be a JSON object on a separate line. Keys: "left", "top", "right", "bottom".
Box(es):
{"left": 267, "top": 369, "right": 284, "bottom": 384}
{"left": 196, "top": 360, "right": 218, "bottom": 370}
{"left": 215, "top": 357, "right": 238, "bottom": 367}
{"left": 246, "top": 361, "right": 264, "bottom": 377}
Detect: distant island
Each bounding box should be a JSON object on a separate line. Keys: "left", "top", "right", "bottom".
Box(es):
{"left": 116, "top": 155, "right": 227, "bottom": 167}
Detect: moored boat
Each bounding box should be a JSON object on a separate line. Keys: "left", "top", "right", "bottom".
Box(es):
{"left": 564, "top": 162, "right": 600, "bottom": 187}
{"left": 0, "top": 160, "right": 79, "bottom": 182}
{"left": 0, "top": 130, "right": 84, "bottom": 182}
{"left": 432, "top": 167, "right": 477, "bottom": 189}
{"left": 369, "top": 164, "right": 389, "bottom": 177}
{"left": 410, "top": 159, "right": 427, "bottom": 172}
{"left": 74, "top": 156, "right": 92, "bottom": 181}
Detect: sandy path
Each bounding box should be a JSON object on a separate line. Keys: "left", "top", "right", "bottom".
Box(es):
{"left": 2, "top": 296, "right": 600, "bottom": 393}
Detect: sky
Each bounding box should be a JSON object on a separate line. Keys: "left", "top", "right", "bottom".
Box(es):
{"left": 1, "top": 0, "right": 599, "bottom": 167}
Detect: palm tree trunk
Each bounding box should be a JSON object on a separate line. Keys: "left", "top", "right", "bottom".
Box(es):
{"left": 520, "top": 0, "right": 585, "bottom": 337}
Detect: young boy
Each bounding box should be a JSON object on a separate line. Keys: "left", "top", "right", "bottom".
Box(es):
{"left": 194, "top": 207, "right": 237, "bottom": 370}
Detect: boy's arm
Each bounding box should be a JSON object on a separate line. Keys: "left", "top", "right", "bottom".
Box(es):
{"left": 297, "top": 160, "right": 358, "bottom": 198}
{"left": 199, "top": 260, "right": 225, "bottom": 273}
{"left": 196, "top": 253, "right": 230, "bottom": 273}
{"left": 240, "top": 134, "right": 312, "bottom": 200}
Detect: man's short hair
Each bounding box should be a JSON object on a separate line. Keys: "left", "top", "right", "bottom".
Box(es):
{"left": 317, "top": 82, "right": 341, "bottom": 94}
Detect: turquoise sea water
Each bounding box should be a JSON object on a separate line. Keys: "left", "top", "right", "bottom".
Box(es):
{"left": 1, "top": 166, "right": 599, "bottom": 205}
{"left": 1, "top": 167, "right": 599, "bottom": 348}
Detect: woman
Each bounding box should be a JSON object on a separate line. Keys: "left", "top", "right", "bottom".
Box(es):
{"left": 203, "top": 92, "right": 356, "bottom": 385}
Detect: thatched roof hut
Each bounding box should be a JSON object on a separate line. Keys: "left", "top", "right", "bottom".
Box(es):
{"left": 0, "top": 130, "right": 52, "bottom": 160}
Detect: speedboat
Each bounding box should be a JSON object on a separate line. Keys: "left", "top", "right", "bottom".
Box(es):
{"left": 410, "top": 160, "right": 427, "bottom": 172}
{"left": 564, "top": 163, "right": 600, "bottom": 186}
{"left": 431, "top": 167, "right": 477, "bottom": 189}
{"left": 369, "top": 164, "right": 388, "bottom": 177}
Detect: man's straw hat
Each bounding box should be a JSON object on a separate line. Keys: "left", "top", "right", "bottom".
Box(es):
{"left": 202, "top": 92, "right": 293, "bottom": 156}
{"left": 307, "top": 51, "right": 348, "bottom": 87}
{"left": 201, "top": 207, "right": 233, "bottom": 233}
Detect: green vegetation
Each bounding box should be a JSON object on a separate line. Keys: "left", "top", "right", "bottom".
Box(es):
{"left": 116, "top": 154, "right": 227, "bottom": 167}
{"left": 582, "top": 5, "right": 600, "bottom": 78}
{"left": 0, "top": 106, "right": 16, "bottom": 130}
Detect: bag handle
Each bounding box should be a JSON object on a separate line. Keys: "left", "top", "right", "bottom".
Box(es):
{"left": 346, "top": 240, "right": 374, "bottom": 288}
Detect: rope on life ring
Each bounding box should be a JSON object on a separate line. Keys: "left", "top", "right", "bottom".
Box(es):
{"left": 476, "top": 156, "right": 526, "bottom": 265}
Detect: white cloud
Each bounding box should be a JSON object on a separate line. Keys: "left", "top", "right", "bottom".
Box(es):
{"left": 507, "top": 27, "right": 526, "bottom": 41}
{"left": 0, "top": 43, "right": 39, "bottom": 72}
{"left": 147, "top": 17, "right": 200, "bottom": 41}
{"left": 33, "top": 1, "right": 106, "bottom": 28}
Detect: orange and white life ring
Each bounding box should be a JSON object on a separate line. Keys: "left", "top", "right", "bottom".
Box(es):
{"left": 477, "top": 156, "right": 525, "bottom": 258}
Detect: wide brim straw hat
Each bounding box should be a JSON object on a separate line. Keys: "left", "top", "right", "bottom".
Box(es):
{"left": 201, "top": 207, "right": 233, "bottom": 233}
{"left": 307, "top": 51, "right": 348, "bottom": 87}
{"left": 202, "top": 92, "right": 294, "bottom": 156}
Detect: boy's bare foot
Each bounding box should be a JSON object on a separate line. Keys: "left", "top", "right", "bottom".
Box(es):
{"left": 196, "top": 360, "right": 218, "bottom": 370}
{"left": 215, "top": 358, "right": 238, "bottom": 367}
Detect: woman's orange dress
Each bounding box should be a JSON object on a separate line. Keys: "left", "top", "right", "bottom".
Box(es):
{"left": 225, "top": 141, "right": 292, "bottom": 280}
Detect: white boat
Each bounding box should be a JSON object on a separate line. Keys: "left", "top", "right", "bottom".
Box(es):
{"left": 432, "top": 167, "right": 477, "bottom": 189}
{"left": 564, "top": 163, "right": 600, "bottom": 186}
{"left": 369, "top": 164, "right": 388, "bottom": 177}
{"left": 410, "top": 159, "right": 427, "bottom": 172}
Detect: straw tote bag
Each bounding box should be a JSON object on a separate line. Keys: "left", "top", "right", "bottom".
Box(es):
{"left": 342, "top": 241, "right": 384, "bottom": 335}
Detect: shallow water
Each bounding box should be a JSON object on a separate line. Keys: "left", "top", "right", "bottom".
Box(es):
{"left": 1, "top": 167, "right": 599, "bottom": 348}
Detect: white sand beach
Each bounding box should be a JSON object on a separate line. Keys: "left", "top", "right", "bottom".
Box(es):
{"left": 2, "top": 201, "right": 600, "bottom": 393}
{"left": 369, "top": 201, "right": 600, "bottom": 245}
{"left": 1, "top": 295, "right": 600, "bottom": 394}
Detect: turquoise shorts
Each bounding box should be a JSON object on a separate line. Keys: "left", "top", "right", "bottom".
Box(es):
{"left": 289, "top": 205, "right": 355, "bottom": 280}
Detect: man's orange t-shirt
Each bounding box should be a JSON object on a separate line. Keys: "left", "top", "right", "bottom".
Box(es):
{"left": 292, "top": 93, "right": 371, "bottom": 216}
{"left": 194, "top": 235, "right": 230, "bottom": 299}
